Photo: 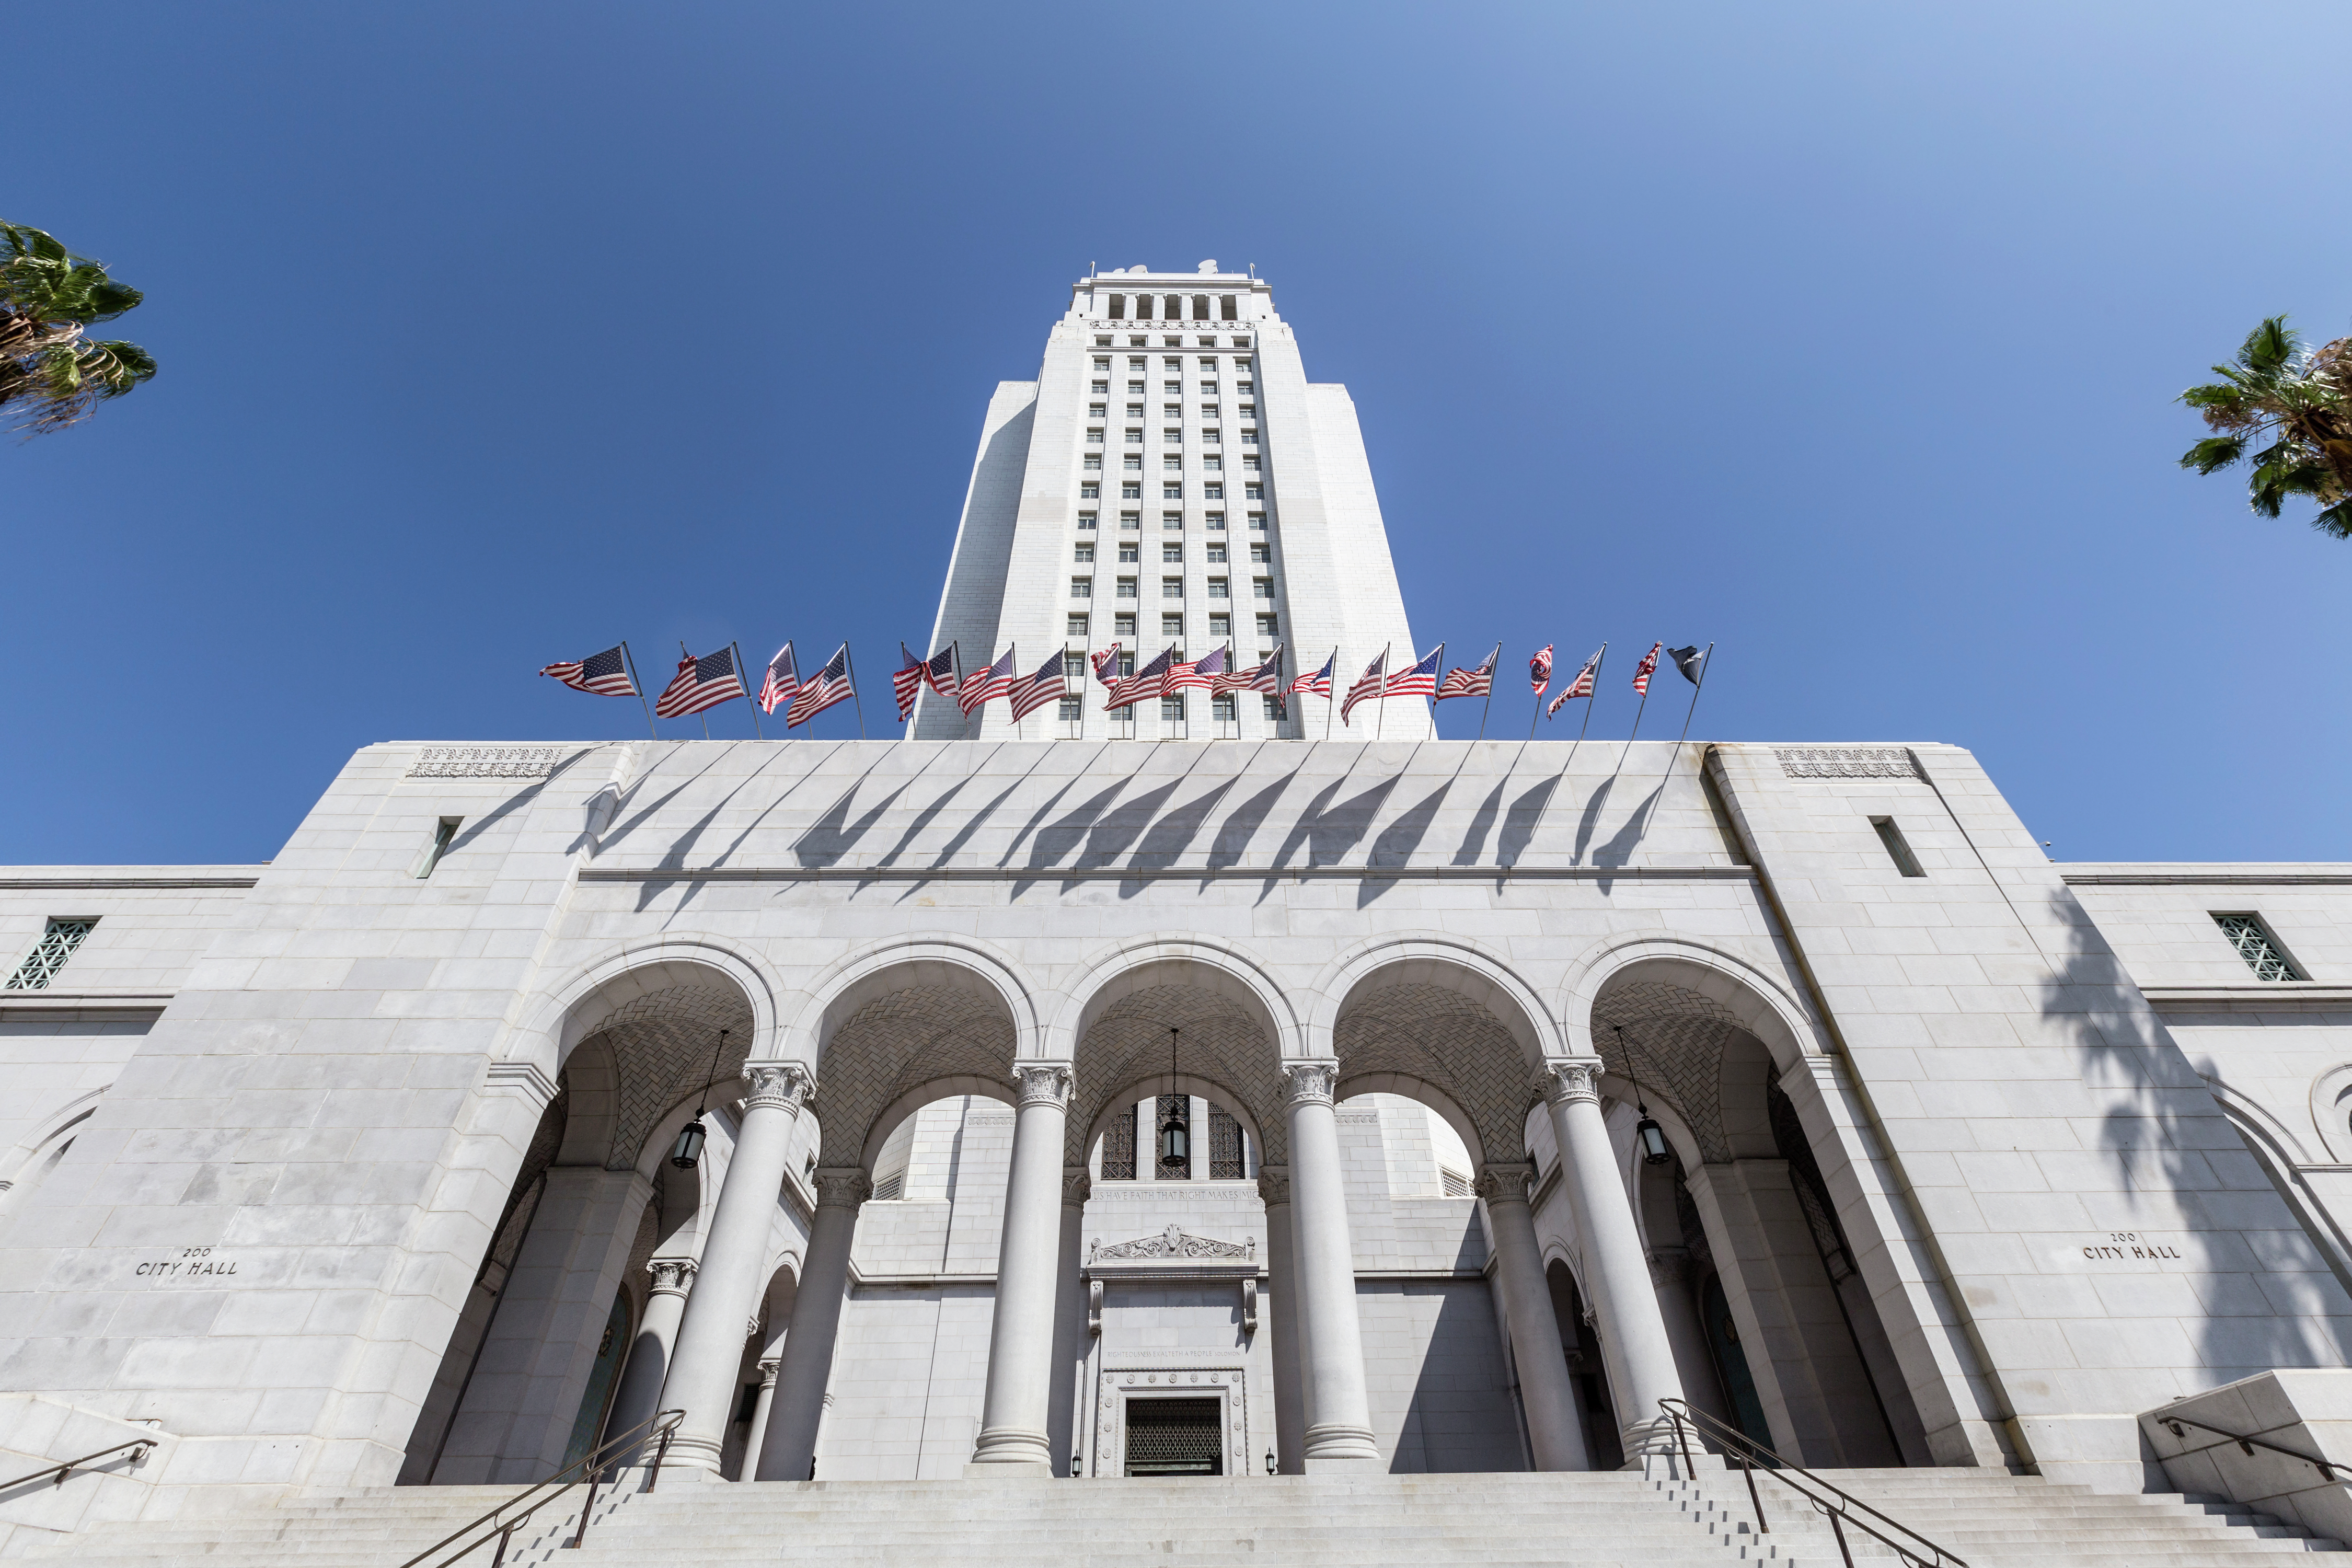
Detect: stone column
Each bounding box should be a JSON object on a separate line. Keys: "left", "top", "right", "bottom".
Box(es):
{"left": 606, "top": 1259, "right": 696, "bottom": 1462}
{"left": 736, "top": 1357, "right": 780, "bottom": 1481}
{"left": 755, "top": 1168, "right": 869, "bottom": 1481}
{"left": 1258, "top": 1165, "right": 1306, "bottom": 1473}
{"left": 1477, "top": 1165, "right": 1591, "bottom": 1471}
{"left": 970, "top": 1064, "right": 1075, "bottom": 1474}
{"left": 1048, "top": 1166, "right": 1092, "bottom": 1477}
{"left": 1543, "top": 1061, "right": 1686, "bottom": 1459}
{"left": 1647, "top": 1246, "right": 1733, "bottom": 1431}
{"left": 657, "top": 1063, "right": 812, "bottom": 1475}
{"left": 1282, "top": 1062, "right": 1379, "bottom": 1469}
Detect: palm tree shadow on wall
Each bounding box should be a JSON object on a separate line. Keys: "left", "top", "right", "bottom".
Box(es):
{"left": 2032, "top": 885, "right": 2352, "bottom": 1380}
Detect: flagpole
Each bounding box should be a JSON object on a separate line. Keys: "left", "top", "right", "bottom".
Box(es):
{"left": 1373, "top": 642, "right": 1391, "bottom": 742}
{"left": 1661, "top": 642, "right": 1714, "bottom": 790}
{"left": 676, "top": 641, "right": 710, "bottom": 740}
{"left": 1617, "top": 660, "right": 1652, "bottom": 773}
{"left": 844, "top": 643, "right": 867, "bottom": 739}
{"left": 620, "top": 641, "right": 656, "bottom": 739}
{"left": 1528, "top": 655, "right": 1543, "bottom": 741}
{"left": 733, "top": 642, "right": 761, "bottom": 739}
{"left": 1567, "top": 644, "right": 1606, "bottom": 771}
{"left": 1477, "top": 642, "right": 1499, "bottom": 741}
{"left": 1324, "top": 647, "right": 1337, "bottom": 742}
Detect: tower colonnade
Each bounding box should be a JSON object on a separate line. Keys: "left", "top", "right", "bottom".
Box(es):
{"left": 628, "top": 1024, "right": 1684, "bottom": 1478}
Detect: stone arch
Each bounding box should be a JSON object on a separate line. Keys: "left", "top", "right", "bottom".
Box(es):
{"left": 1561, "top": 939, "right": 1821, "bottom": 1069}
{"left": 1057, "top": 940, "right": 1297, "bottom": 1168}
{"left": 512, "top": 938, "right": 784, "bottom": 1081}
{"left": 791, "top": 950, "right": 1025, "bottom": 1170}
{"left": 1318, "top": 944, "right": 1557, "bottom": 1170}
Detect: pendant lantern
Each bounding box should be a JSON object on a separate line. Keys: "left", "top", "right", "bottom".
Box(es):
{"left": 670, "top": 1027, "right": 730, "bottom": 1170}
{"left": 1158, "top": 1027, "right": 1189, "bottom": 1168}
{"left": 1614, "top": 1025, "right": 1675, "bottom": 1168}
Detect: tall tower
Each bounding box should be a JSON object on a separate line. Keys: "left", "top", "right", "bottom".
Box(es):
{"left": 914, "top": 263, "right": 1428, "bottom": 741}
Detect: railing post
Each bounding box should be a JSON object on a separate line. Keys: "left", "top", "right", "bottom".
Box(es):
{"left": 1739, "top": 1452, "right": 1769, "bottom": 1535}
{"left": 1827, "top": 1505, "right": 1855, "bottom": 1568}
{"left": 490, "top": 1524, "right": 514, "bottom": 1568}
{"left": 565, "top": 1475, "right": 599, "bottom": 1550}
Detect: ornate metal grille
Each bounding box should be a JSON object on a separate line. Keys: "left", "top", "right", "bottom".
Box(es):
{"left": 1123, "top": 1398, "right": 1223, "bottom": 1475}
{"left": 1101, "top": 1104, "right": 1137, "bottom": 1180}
{"left": 1156, "top": 1094, "right": 1191, "bottom": 1179}
{"left": 2216, "top": 914, "right": 2303, "bottom": 981}
{"left": 6, "top": 919, "right": 96, "bottom": 990}
{"left": 1208, "top": 1105, "right": 1243, "bottom": 1180}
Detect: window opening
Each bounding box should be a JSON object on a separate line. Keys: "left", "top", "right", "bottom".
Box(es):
{"left": 2215, "top": 914, "right": 2305, "bottom": 981}
{"left": 1221, "top": 296, "right": 1238, "bottom": 320}
{"left": 1102, "top": 1103, "right": 1137, "bottom": 1180}
{"left": 6, "top": 918, "right": 98, "bottom": 990}
{"left": 413, "top": 817, "right": 463, "bottom": 879}
{"left": 1124, "top": 1397, "right": 1222, "bottom": 1475}
{"left": 1870, "top": 817, "right": 1924, "bottom": 878}
{"left": 1108, "top": 294, "right": 1126, "bottom": 319}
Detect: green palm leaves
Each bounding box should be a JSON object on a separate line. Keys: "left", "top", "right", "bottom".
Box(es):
{"left": 2180, "top": 315, "right": 2352, "bottom": 539}
{"left": 0, "top": 222, "right": 157, "bottom": 439}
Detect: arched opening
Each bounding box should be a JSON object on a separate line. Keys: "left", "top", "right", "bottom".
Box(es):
{"left": 399, "top": 967, "right": 757, "bottom": 1485}
{"left": 1331, "top": 965, "right": 1557, "bottom": 1473}
{"left": 1590, "top": 968, "right": 1929, "bottom": 1467}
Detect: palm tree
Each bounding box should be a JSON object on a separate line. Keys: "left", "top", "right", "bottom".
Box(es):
{"left": 2178, "top": 315, "right": 2352, "bottom": 538}
{"left": 0, "top": 222, "right": 157, "bottom": 439}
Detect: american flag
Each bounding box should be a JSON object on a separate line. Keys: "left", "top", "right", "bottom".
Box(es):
{"left": 785, "top": 642, "right": 854, "bottom": 728}
{"left": 654, "top": 646, "right": 746, "bottom": 719}
{"left": 959, "top": 647, "right": 1017, "bottom": 715}
{"left": 1437, "top": 644, "right": 1497, "bottom": 700}
{"left": 1529, "top": 645, "right": 1553, "bottom": 696}
{"left": 759, "top": 643, "right": 800, "bottom": 715}
{"left": 1104, "top": 645, "right": 1173, "bottom": 709}
{"left": 1089, "top": 642, "right": 1123, "bottom": 687}
{"left": 1169, "top": 645, "right": 1227, "bottom": 693}
{"left": 891, "top": 643, "right": 926, "bottom": 723}
{"left": 1631, "top": 642, "right": 1662, "bottom": 696}
{"left": 1289, "top": 649, "right": 1333, "bottom": 697}
{"left": 1384, "top": 643, "right": 1444, "bottom": 700}
{"left": 1009, "top": 649, "right": 1066, "bottom": 722}
{"left": 922, "top": 644, "right": 959, "bottom": 697}
{"left": 1213, "top": 642, "right": 1270, "bottom": 694}
{"left": 1550, "top": 644, "right": 1604, "bottom": 718}
{"left": 1341, "top": 645, "right": 1389, "bottom": 725}
{"left": 540, "top": 644, "right": 635, "bottom": 697}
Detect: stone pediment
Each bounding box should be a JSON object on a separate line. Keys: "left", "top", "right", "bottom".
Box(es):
{"left": 1088, "top": 1225, "right": 1255, "bottom": 1266}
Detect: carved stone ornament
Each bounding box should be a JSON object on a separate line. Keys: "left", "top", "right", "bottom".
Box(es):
{"left": 1013, "top": 1063, "right": 1075, "bottom": 1110}
{"left": 1087, "top": 1277, "right": 1104, "bottom": 1336}
{"left": 1473, "top": 1167, "right": 1532, "bottom": 1206}
{"left": 1089, "top": 1224, "right": 1254, "bottom": 1263}
{"left": 757, "top": 1358, "right": 781, "bottom": 1387}
{"left": 812, "top": 1169, "right": 873, "bottom": 1209}
{"left": 1774, "top": 746, "right": 1922, "bottom": 781}
{"left": 1063, "top": 1168, "right": 1093, "bottom": 1207}
{"left": 742, "top": 1063, "right": 814, "bottom": 1113}
{"left": 1540, "top": 1060, "right": 1602, "bottom": 1108}
{"left": 1281, "top": 1061, "right": 1338, "bottom": 1108}
{"left": 406, "top": 745, "right": 571, "bottom": 779}
{"left": 645, "top": 1258, "right": 698, "bottom": 1296}
{"left": 1255, "top": 1166, "right": 1292, "bottom": 1207}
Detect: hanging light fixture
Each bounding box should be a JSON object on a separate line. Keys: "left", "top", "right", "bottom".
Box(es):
{"left": 1613, "top": 1024, "right": 1673, "bottom": 1167}
{"left": 670, "top": 1028, "right": 729, "bottom": 1170}
{"left": 1158, "top": 1028, "right": 1189, "bottom": 1168}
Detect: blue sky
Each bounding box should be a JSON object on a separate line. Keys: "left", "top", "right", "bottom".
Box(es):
{"left": 8, "top": 2, "right": 2347, "bottom": 867}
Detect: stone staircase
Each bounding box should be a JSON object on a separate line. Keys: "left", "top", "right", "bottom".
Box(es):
{"left": 15, "top": 1464, "right": 2343, "bottom": 1567}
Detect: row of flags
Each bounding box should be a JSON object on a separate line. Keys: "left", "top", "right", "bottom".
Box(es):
{"left": 539, "top": 635, "right": 1713, "bottom": 742}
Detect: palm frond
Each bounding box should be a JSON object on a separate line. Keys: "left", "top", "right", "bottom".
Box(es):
{"left": 2312, "top": 497, "right": 2352, "bottom": 540}
{"left": 2240, "top": 315, "right": 2298, "bottom": 376}
{"left": 2178, "top": 435, "right": 2246, "bottom": 475}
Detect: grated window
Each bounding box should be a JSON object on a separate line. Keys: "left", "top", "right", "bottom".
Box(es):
{"left": 6, "top": 918, "right": 97, "bottom": 990}
{"left": 1156, "top": 1094, "right": 1191, "bottom": 1177}
{"left": 2215, "top": 914, "right": 2304, "bottom": 981}
{"left": 1209, "top": 1104, "right": 1244, "bottom": 1179}
{"left": 1101, "top": 1103, "right": 1137, "bottom": 1180}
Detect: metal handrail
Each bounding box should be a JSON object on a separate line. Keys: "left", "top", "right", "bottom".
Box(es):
{"left": 1658, "top": 1398, "right": 1968, "bottom": 1568}
{"left": 2157, "top": 1411, "right": 2339, "bottom": 1482}
{"left": 395, "top": 1407, "right": 684, "bottom": 1568}
{"left": 0, "top": 1437, "right": 155, "bottom": 1495}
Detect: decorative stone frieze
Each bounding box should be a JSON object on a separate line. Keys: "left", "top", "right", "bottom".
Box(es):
{"left": 1090, "top": 1224, "right": 1254, "bottom": 1263}
{"left": 406, "top": 745, "right": 572, "bottom": 779}
{"left": 1773, "top": 746, "right": 1922, "bottom": 780}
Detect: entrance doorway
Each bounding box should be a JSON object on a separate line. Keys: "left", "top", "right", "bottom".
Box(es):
{"left": 1124, "top": 1398, "right": 1224, "bottom": 1475}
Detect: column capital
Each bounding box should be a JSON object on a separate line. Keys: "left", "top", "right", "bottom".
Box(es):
{"left": 743, "top": 1062, "right": 815, "bottom": 1113}
{"left": 1013, "top": 1062, "right": 1075, "bottom": 1109}
{"left": 1473, "top": 1164, "right": 1534, "bottom": 1206}
{"left": 811, "top": 1168, "right": 872, "bottom": 1210}
{"left": 756, "top": 1358, "right": 780, "bottom": 1388}
{"left": 1255, "top": 1163, "right": 1292, "bottom": 1207}
{"left": 1063, "top": 1166, "right": 1092, "bottom": 1207}
{"left": 646, "top": 1258, "right": 698, "bottom": 1297}
{"left": 1540, "top": 1058, "right": 1605, "bottom": 1108}
{"left": 1281, "top": 1060, "right": 1339, "bottom": 1108}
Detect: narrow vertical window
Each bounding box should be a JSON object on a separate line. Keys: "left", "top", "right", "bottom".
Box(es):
{"left": 1102, "top": 1103, "right": 1137, "bottom": 1180}
{"left": 1209, "top": 1105, "right": 1244, "bottom": 1179}
{"left": 2214, "top": 914, "right": 2304, "bottom": 981}
{"left": 1108, "top": 294, "right": 1126, "bottom": 320}
{"left": 1870, "top": 817, "right": 1924, "bottom": 878}
{"left": 413, "top": 816, "right": 462, "bottom": 879}
{"left": 1193, "top": 294, "right": 1211, "bottom": 320}
{"left": 1156, "top": 1093, "right": 1191, "bottom": 1178}
{"left": 1220, "top": 295, "right": 1238, "bottom": 321}
{"left": 6, "top": 918, "right": 98, "bottom": 990}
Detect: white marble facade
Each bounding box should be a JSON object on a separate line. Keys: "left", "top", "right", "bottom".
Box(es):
{"left": 4, "top": 273, "right": 2352, "bottom": 1546}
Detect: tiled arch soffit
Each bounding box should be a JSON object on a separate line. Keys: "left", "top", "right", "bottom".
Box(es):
{"left": 1306, "top": 938, "right": 1562, "bottom": 1066}
{"left": 1044, "top": 937, "right": 1303, "bottom": 1063}
{"left": 1557, "top": 938, "right": 1822, "bottom": 1069}
{"left": 1070, "top": 984, "right": 1284, "bottom": 1167}
{"left": 783, "top": 938, "right": 1039, "bottom": 1068}
{"left": 511, "top": 938, "right": 783, "bottom": 1081}
{"left": 560, "top": 986, "right": 756, "bottom": 1171}
{"left": 811, "top": 982, "right": 1020, "bottom": 1169}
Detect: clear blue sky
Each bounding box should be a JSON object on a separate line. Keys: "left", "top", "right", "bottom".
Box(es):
{"left": 8, "top": 2, "right": 2346, "bottom": 867}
